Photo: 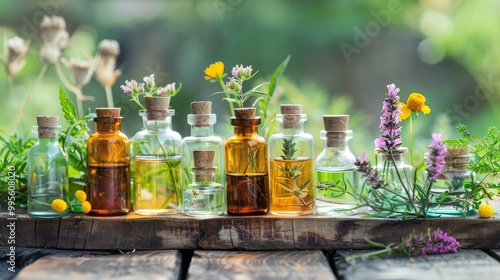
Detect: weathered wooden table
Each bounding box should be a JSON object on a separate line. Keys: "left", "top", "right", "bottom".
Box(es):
{"left": 1, "top": 212, "right": 500, "bottom": 279}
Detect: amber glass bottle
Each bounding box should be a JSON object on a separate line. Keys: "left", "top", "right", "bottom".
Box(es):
{"left": 225, "top": 108, "right": 268, "bottom": 215}
{"left": 87, "top": 108, "right": 130, "bottom": 216}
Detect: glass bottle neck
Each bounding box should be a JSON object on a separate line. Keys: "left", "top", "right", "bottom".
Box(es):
{"left": 191, "top": 125, "right": 214, "bottom": 137}
{"left": 377, "top": 153, "right": 405, "bottom": 166}
{"left": 146, "top": 117, "right": 172, "bottom": 132}
{"left": 234, "top": 126, "right": 258, "bottom": 137}
{"left": 97, "top": 122, "right": 121, "bottom": 133}
{"left": 37, "top": 137, "right": 59, "bottom": 144}
{"left": 279, "top": 124, "right": 304, "bottom": 135}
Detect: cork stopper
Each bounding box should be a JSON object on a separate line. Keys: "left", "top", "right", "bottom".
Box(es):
{"left": 145, "top": 96, "right": 170, "bottom": 121}
{"left": 191, "top": 101, "right": 212, "bottom": 127}
{"left": 323, "top": 115, "right": 350, "bottom": 147}
{"left": 280, "top": 104, "right": 302, "bottom": 114}
{"left": 381, "top": 147, "right": 408, "bottom": 161}
{"left": 193, "top": 150, "right": 216, "bottom": 182}
{"left": 234, "top": 108, "right": 256, "bottom": 119}
{"left": 96, "top": 108, "right": 120, "bottom": 118}
{"left": 436, "top": 146, "right": 472, "bottom": 180}
{"left": 37, "top": 116, "right": 59, "bottom": 138}
{"left": 191, "top": 101, "right": 211, "bottom": 114}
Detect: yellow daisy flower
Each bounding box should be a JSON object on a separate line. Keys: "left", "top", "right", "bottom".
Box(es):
{"left": 75, "top": 190, "right": 87, "bottom": 202}
{"left": 204, "top": 61, "right": 224, "bottom": 80}
{"left": 398, "top": 93, "right": 431, "bottom": 120}
{"left": 82, "top": 201, "right": 92, "bottom": 214}
{"left": 51, "top": 199, "right": 68, "bottom": 213}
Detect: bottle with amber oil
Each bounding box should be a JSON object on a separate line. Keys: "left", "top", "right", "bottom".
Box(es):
{"left": 181, "top": 101, "right": 224, "bottom": 212}
{"left": 315, "top": 115, "right": 359, "bottom": 215}
{"left": 225, "top": 108, "right": 268, "bottom": 215}
{"left": 269, "top": 105, "right": 314, "bottom": 215}
{"left": 184, "top": 150, "right": 225, "bottom": 215}
{"left": 132, "top": 97, "right": 182, "bottom": 215}
{"left": 27, "top": 116, "right": 68, "bottom": 218}
{"left": 87, "top": 108, "right": 130, "bottom": 216}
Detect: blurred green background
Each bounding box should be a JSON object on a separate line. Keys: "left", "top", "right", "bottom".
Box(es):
{"left": 1, "top": 0, "right": 499, "bottom": 163}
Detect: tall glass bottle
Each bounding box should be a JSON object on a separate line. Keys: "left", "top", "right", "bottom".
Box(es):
{"left": 87, "top": 108, "right": 130, "bottom": 216}
{"left": 27, "top": 116, "right": 68, "bottom": 218}
{"left": 181, "top": 101, "right": 224, "bottom": 214}
{"left": 184, "top": 150, "right": 225, "bottom": 215}
{"left": 132, "top": 97, "right": 182, "bottom": 215}
{"left": 374, "top": 147, "right": 413, "bottom": 205}
{"left": 129, "top": 109, "right": 147, "bottom": 210}
{"left": 225, "top": 107, "right": 268, "bottom": 215}
{"left": 269, "top": 105, "right": 314, "bottom": 215}
{"left": 315, "top": 115, "right": 359, "bottom": 215}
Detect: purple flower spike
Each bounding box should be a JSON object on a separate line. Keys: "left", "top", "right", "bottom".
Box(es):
{"left": 375, "top": 83, "right": 403, "bottom": 152}
{"left": 426, "top": 133, "right": 447, "bottom": 180}
{"left": 403, "top": 229, "right": 460, "bottom": 256}
{"left": 355, "top": 152, "right": 385, "bottom": 189}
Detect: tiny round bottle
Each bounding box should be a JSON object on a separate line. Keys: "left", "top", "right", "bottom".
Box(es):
{"left": 87, "top": 108, "right": 130, "bottom": 216}
{"left": 27, "top": 116, "right": 68, "bottom": 218}
{"left": 268, "top": 105, "right": 315, "bottom": 215}
{"left": 374, "top": 147, "right": 413, "bottom": 204}
{"left": 184, "top": 150, "right": 225, "bottom": 215}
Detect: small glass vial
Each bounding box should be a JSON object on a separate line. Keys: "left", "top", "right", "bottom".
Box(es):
{"left": 184, "top": 150, "right": 225, "bottom": 215}
{"left": 425, "top": 145, "right": 474, "bottom": 216}
{"left": 225, "top": 107, "right": 269, "bottom": 215}
{"left": 181, "top": 101, "right": 224, "bottom": 213}
{"left": 375, "top": 147, "right": 414, "bottom": 202}
{"left": 87, "top": 108, "right": 130, "bottom": 216}
{"left": 269, "top": 105, "right": 315, "bottom": 215}
{"left": 132, "top": 97, "right": 182, "bottom": 215}
{"left": 27, "top": 116, "right": 68, "bottom": 218}
{"left": 316, "top": 115, "right": 359, "bottom": 215}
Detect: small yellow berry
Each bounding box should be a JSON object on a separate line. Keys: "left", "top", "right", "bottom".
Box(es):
{"left": 51, "top": 199, "right": 68, "bottom": 213}
{"left": 75, "top": 190, "right": 87, "bottom": 202}
{"left": 478, "top": 205, "right": 494, "bottom": 218}
{"left": 82, "top": 201, "right": 92, "bottom": 214}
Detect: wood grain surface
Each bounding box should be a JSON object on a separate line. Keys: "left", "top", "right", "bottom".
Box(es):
{"left": 187, "top": 250, "right": 335, "bottom": 280}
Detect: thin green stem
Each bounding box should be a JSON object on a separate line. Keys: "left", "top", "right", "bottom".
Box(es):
{"left": 8, "top": 75, "right": 18, "bottom": 106}
{"left": 132, "top": 96, "right": 146, "bottom": 110}
{"left": 218, "top": 77, "right": 234, "bottom": 116}
{"left": 105, "top": 86, "right": 114, "bottom": 108}
{"left": 409, "top": 113, "right": 414, "bottom": 167}
{"left": 13, "top": 63, "right": 48, "bottom": 128}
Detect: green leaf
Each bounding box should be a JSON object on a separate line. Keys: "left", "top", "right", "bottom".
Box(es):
{"left": 59, "top": 86, "right": 77, "bottom": 123}
{"left": 299, "top": 179, "right": 311, "bottom": 191}
{"left": 223, "top": 98, "right": 238, "bottom": 103}
{"left": 268, "top": 55, "right": 291, "bottom": 98}
{"left": 364, "top": 238, "right": 387, "bottom": 248}
{"left": 277, "top": 182, "right": 294, "bottom": 192}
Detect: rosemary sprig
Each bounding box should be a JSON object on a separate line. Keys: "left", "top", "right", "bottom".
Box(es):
{"left": 281, "top": 135, "right": 297, "bottom": 160}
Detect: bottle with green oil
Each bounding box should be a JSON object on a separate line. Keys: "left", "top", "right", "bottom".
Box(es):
{"left": 315, "top": 115, "right": 360, "bottom": 215}
{"left": 131, "top": 97, "right": 182, "bottom": 215}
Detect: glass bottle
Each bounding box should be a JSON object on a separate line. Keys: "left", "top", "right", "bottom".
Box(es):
{"left": 129, "top": 109, "right": 147, "bottom": 210}
{"left": 424, "top": 145, "right": 474, "bottom": 216}
{"left": 27, "top": 116, "right": 68, "bottom": 218}
{"left": 181, "top": 101, "right": 224, "bottom": 214}
{"left": 374, "top": 147, "right": 414, "bottom": 205}
{"left": 132, "top": 97, "right": 182, "bottom": 215}
{"left": 225, "top": 107, "right": 269, "bottom": 215}
{"left": 269, "top": 105, "right": 315, "bottom": 215}
{"left": 315, "top": 115, "right": 359, "bottom": 215}
{"left": 184, "top": 150, "right": 225, "bottom": 215}
{"left": 87, "top": 108, "right": 130, "bottom": 216}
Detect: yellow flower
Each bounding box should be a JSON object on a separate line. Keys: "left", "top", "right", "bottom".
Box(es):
{"left": 398, "top": 93, "right": 431, "bottom": 120}
{"left": 51, "top": 199, "right": 67, "bottom": 213}
{"left": 75, "top": 190, "right": 87, "bottom": 202}
{"left": 478, "top": 204, "right": 493, "bottom": 218}
{"left": 204, "top": 61, "right": 224, "bottom": 80}
{"left": 81, "top": 201, "right": 92, "bottom": 214}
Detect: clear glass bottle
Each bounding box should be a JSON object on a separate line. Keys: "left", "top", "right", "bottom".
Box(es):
{"left": 129, "top": 109, "right": 147, "bottom": 210}
{"left": 425, "top": 145, "right": 474, "bottom": 216}
{"left": 225, "top": 108, "right": 269, "bottom": 215}
{"left": 181, "top": 101, "right": 224, "bottom": 214}
{"left": 87, "top": 108, "right": 130, "bottom": 216}
{"left": 315, "top": 115, "right": 359, "bottom": 215}
{"left": 374, "top": 147, "right": 414, "bottom": 205}
{"left": 27, "top": 116, "right": 68, "bottom": 218}
{"left": 268, "top": 105, "right": 314, "bottom": 215}
{"left": 132, "top": 97, "right": 182, "bottom": 215}
{"left": 184, "top": 150, "right": 225, "bottom": 215}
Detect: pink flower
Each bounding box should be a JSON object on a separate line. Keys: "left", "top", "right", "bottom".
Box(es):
{"left": 120, "top": 80, "right": 143, "bottom": 94}
{"left": 426, "top": 133, "right": 447, "bottom": 180}
{"left": 143, "top": 74, "right": 155, "bottom": 89}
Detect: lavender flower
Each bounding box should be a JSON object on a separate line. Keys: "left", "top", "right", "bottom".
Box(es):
{"left": 355, "top": 153, "right": 385, "bottom": 189}
{"left": 426, "top": 133, "right": 447, "bottom": 180}
{"left": 375, "top": 83, "right": 403, "bottom": 152}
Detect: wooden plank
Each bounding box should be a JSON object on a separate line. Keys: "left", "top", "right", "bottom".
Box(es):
{"left": 2, "top": 211, "right": 500, "bottom": 250}
{"left": 14, "top": 250, "right": 182, "bottom": 280}
{"left": 488, "top": 249, "right": 500, "bottom": 261}
{"left": 0, "top": 247, "right": 116, "bottom": 280}
{"left": 335, "top": 249, "right": 500, "bottom": 280}
{"left": 187, "top": 250, "right": 335, "bottom": 280}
